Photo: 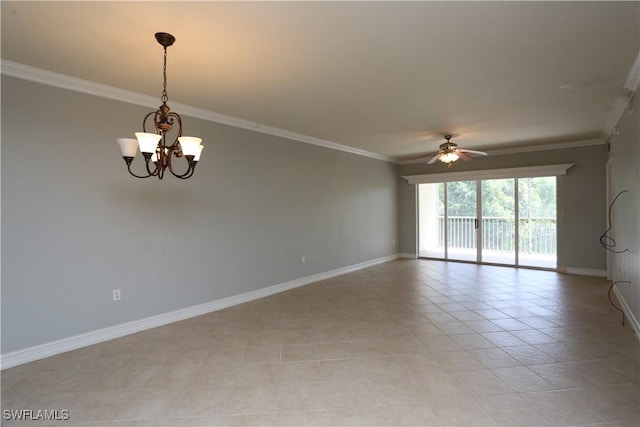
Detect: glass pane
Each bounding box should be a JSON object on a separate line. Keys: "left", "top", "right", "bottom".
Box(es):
{"left": 518, "top": 177, "right": 557, "bottom": 268}
{"left": 447, "top": 180, "right": 477, "bottom": 261}
{"left": 418, "top": 183, "right": 445, "bottom": 258}
{"left": 482, "top": 179, "right": 515, "bottom": 265}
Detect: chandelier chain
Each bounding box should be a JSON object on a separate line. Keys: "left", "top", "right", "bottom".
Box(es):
{"left": 161, "top": 46, "right": 168, "bottom": 104}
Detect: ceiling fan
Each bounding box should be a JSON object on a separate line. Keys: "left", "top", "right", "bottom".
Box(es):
{"left": 414, "top": 134, "right": 487, "bottom": 168}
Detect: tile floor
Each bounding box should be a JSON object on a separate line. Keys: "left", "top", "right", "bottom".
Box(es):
{"left": 2, "top": 260, "right": 639, "bottom": 426}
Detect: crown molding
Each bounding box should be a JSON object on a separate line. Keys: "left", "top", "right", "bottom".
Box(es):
{"left": 601, "top": 49, "right": 640, "bottom": 140}
{"left": 602, "top": 96, "right": 631, "bottom": 141}
{"left": 1, "top": 59, "right": 395, "bottom": 164}
{"left": 484, "top": 138, "right": 603, "bottom": 156}
{"left": 624, "top": 49, "right": 640, "bottom": 91}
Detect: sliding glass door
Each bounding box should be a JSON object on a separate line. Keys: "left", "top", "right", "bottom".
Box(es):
{"left": 518, "top": 177, "right": 557, "bottom": 268}
{"left": 446, "top": 181, "right": 478, "bottom": 262}
{"left": 418, "top": 183, "right": 445, "bottom": 259}
{"left": 418, "top": 181, "right": 478, "bottom": 262}
{"left": 418, "top": 176, "right": 557, "bottom": 268}
{"left": 481, "top": 179, "right": 516, "bottom": 265}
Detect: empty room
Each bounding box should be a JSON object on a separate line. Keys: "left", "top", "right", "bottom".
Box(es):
{"left": 1, "top": 2, "right": 639, "bottom": 426}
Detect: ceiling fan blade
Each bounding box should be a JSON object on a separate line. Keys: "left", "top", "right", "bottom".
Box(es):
{"left": 410, "top": 152, "right": 437, "bottom": 160}
{"left": 457, "top": 151, "right": 472, "bottom": 161}
{"left": 427, "top": 154, "right": 441, "bottom": 164}
{"left": 458, "top": 149, "right": 487, "bottom": 156}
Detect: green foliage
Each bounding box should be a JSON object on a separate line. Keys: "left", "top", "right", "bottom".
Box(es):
{"left": 482, "top": 179, "right": 515, "bottom": 217}
{"left": 438, "top": 177, "right": 556, "bottom": 219}
{"left": 441, "top": 181, "right": 476, "bottom": 216}
{"left": 519, "top": 177, "right": 556, "bottom": 218}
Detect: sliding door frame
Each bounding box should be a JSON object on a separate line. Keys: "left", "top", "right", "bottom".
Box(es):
{"left": 411, "top": 164, "right": 572, "bottom": 268}
{"left": 514, "top": 178, "right": 520, "bottom": 267}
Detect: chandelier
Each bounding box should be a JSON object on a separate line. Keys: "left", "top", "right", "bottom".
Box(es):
{"left": 116, "top": 32, "right": 203, "bottom": 179}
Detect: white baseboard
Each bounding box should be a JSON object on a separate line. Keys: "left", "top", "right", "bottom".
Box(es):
{"left": 1, "top": 254, "right": 400, "bottom": 370}
{"left": 400, "top": 253, "right": 418, "bottom": 259}
{"left": 612, "top": 286, "right": 640, "bottom": 342}
{"left": 557, "top": 266, "right": 607, "bottom": 277}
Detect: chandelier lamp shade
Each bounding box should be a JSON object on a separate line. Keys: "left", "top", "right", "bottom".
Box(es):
{"left": 116, "top": 32, "right": 203, "bottom": 180}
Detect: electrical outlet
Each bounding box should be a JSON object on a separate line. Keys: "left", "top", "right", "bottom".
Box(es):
{"left": 112, "top": 289, "right": 121, "bottom": 301}
{"left": 301, "top": 255, "right": 306, "bottom": 264}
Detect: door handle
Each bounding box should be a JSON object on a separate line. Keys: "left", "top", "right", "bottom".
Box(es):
{"left": 474, "top": 218, "right": 479, "bottom": 229}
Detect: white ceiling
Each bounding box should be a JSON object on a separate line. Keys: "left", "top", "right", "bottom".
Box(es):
{"left": 2, "top": 2, "right": 638, "bottom": 161}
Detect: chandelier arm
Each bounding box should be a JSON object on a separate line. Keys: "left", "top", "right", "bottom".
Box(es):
{"left": 174, "top": 164, "right": 197, "bottom": 179}
{"left": 144, "top": 156, "right": 161, "bottom": 177}
{"left": 127, "top": 162, "right": 154, "bottom": 179}
{"left": 166, "top": 150, "right": 195, "bottom": 178}
{"left": 167, "top": 112, "right": 183, "bottom": 140}
{"left": 163, "top": 112, "right": 183, "bottom": 153}
{"left": 141, "top": 111, "right": 157, "bottom": 133}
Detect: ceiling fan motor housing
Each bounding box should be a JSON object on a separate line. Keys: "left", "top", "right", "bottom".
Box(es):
{"left": 439, "top": 142, "right": 457, "bottom": 152}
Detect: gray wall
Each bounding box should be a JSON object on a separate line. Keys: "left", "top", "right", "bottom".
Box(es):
{"left": 1, "top": 76, "right": 400, "bottom": 354}
{"left": 608, "top": 101, "right": 639, "bottom": 326}
{"left": 399, "top": 144, "right": 608, "bottom": 271}
{"left": 399, "top": 183, "right": 417, "bottom": 256}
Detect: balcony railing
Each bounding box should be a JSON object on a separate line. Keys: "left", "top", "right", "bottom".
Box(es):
{"left": 439, "top": 216, "right": 556, "bottom": 255}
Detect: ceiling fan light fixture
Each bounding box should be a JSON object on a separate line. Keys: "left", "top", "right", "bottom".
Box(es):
{"left": 439, "top": 151, "right": 459, "bottom": 164}
{"left": 416, "top": 134, "right": 487, "bottom": 168}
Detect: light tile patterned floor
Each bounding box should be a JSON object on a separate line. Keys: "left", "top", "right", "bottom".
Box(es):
{"left": 2, "top": 260, "right": 639, "bottom": 426}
